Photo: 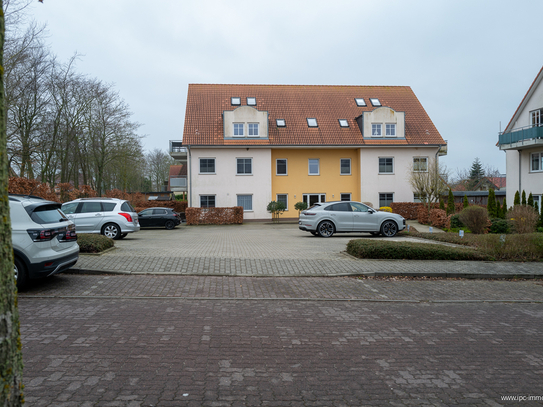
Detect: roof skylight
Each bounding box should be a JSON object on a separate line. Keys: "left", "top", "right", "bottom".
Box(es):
{"left": 276, "top": 119, "right": 286, "bottom": 127}
{"left": 338, "top": 119, "right": 349, "bottom": 128}
{"left": 247, "top": 97, "right": 256, "bottom": 106}
{"left": 307, "top": 118, "right": 318, "bottom": 127}
{"left": 231, "top": 97, "right": 241, "bottom": 106}
{"left": 355, "top": 98, "right": 366, "bottom": 107}
{"left": 370, "top": 98, "right": 381, "bottom": 106}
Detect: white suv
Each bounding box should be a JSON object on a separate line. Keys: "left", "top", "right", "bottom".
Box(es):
{"left": 10, "top": 194, "right": 79, "bottom": 289}
{"left": 61, "top": 198, "right": 140, "bottom": 240}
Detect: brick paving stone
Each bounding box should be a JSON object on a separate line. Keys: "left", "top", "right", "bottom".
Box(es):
{"left": 20, "top": 296, "right": 543, "bottom": 406}
{"left": 73, "top": 224, "right": 543, "bottom": 278}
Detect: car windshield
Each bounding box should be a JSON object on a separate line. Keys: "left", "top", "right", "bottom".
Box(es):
{"left": 30, "top": 205, "right": 68, "bottom": 224}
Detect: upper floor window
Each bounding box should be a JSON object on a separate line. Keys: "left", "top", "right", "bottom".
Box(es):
{"left": 276, "top": 159, "right": 287, "bottom": 175}
{"left": 531, "top": 152, "right": 543, "bottom": 172}
{"left": 307, "top": 118, "right": 318, "bottom": 127}
{"left": 386, "top": 124, "right": 396, "bottom": 136}
{"left": 338, "top": 119, "right": 349, "bottom": 128}
{"left": 200, "top": 158, "right": 215, "bottom": 174}
{"left": 308, "top": 159, "right": 320, "bottom": 175}
{"left": 233, "top": 123, "right": 244, "bottom": 137}
{"left": 379, "top": 157, "right": 394, "bottom": 174}
{"left": 413, "top": 157, "right": 428, "bottom": 172}
{"left": 237, "top": 158, "right": 252, "bottom": 175}
{"left": 531, "top": 109, "right": 543, "bottom": 127}
{"left": 372, "top": 124, "right": 382, "bottom": 137}
{"left": 248, "top": 123, "right": 259, "bottom": 136}
{"left": 340, "top": 158, "right": 351, "bottom": 175}
{"left": 276, "top": 119, "right": 286, "bottom": 127}
{"left": 231, "top": 97, "right": 241, "bottom": 106}
{"left": 247, "top": 97, "right": 256, "bottom": 106}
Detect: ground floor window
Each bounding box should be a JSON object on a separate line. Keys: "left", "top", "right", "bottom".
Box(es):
{"left": 340, "top": 193, "right": 351, "bottom": 201}
{"left": 533, "top": 195, "right": 541, "bottom": 213}
{"left": 200, "top": 195, "right": 216, "bottom": 208}
{"left": 276, "top": 194, "right": 288, "bottom": 209}
{"left": 379, "top": 193, "right": 393, "bottom": 207}
{"left": 237, "top": 195, "right": 253, "bottom": 211}
{"left": 303, "top": 193, "right": 326, "bottom": 207}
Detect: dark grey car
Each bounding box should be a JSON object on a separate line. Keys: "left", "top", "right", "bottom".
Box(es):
{"left": 298, "top": 201, "right": 406, "bottom": 238}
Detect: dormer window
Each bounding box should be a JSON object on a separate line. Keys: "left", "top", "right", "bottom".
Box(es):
{"left": 231, "top": 97, "right": 241, "bottom": 106}
{"left": 338, "top": 119, "right": 349, "bottom": 128}
{"left": 233, "top": 123, "right": 244, "bottom": 137}
{"left": 248, "top": 123, "right": 259, "bottom": 136}
{"left": 370, "top": 98, "right": 381, "bottom": 107}
{"left": 247, "top": 97, "right": 256, "bottom": 106}
{"left": 531, "top": 109, "right": 542, "bottom": 127}
{"left": 355, "top": 98, "right": 366, "bottom": 107}
{"left": 372, "top": 124, "right": 382, "bottom": 137}
{"left": 276, "top": 119, "right": 286, "bottom": 127}
{"left": 386, "top": 124, "right": 396, "bottom": 136}
{"left": 307, "top": 118, "right": 318, "bottom": 127}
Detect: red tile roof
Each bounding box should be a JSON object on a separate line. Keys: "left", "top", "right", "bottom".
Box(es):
{"left": 182, "top": 84, "right": 445, "bottom": 147}
{"left": 169, "top": 165, "right": 186, "bottom": 177}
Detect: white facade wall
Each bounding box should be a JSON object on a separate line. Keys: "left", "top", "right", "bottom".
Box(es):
{"left": 504, "top": 76, "right": 543, "bottom": 209}
{"left": 359, "top": 147, "right": 440, "bottom": 206}
{"left": 188, "top": 148, "right": 272, "bottom": 220}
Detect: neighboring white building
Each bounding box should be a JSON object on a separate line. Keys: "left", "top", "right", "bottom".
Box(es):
{"left": 499, "top": 66, "right": 543, "bottom": 210}
{"left": 174, "top": 84, "right": 447, "bottom": 220}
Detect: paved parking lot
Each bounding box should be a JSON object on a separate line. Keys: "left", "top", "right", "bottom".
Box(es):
{"left": 74, "top": 223, "right": 543, "bottom": 278}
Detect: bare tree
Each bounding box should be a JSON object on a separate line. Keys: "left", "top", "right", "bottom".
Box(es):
{"left": 146, "top": 148, "right": 174, "bottom": 191}
{"left": 408, "top": 157, "right": 449, "bottom": 215}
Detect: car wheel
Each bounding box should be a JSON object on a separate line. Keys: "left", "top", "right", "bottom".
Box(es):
{"left": 165, "top": 220, "right": 175, "bottom": 230}
{"left": 380, "top": 220, "right": 398, "bottom": 237}
{"left": 14, "top": 257, "right": 28, "bottom": 290}
{"left": 317, "top": 221, "right": 335, "bottom": 238}
{"left": 102, "top": 223, "right": 121, "bottom": 240}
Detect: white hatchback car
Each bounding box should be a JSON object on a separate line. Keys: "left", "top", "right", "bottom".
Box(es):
{"left": 10, "top": 194, "right": 79, "bottom": 289}
{"left": 299, "top": 201, "right": 406, "bottom": 238}
{"left": 61, "top": 198, "right": 140, "bottom": 240}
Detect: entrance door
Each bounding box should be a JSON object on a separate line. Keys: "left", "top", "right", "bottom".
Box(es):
{"left": 303, "top": 194, "right": 326, "bottom": 207}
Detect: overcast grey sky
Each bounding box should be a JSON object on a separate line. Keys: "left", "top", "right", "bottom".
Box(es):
{"left": 28, "top": 0, "right": 543, "bottom": 177}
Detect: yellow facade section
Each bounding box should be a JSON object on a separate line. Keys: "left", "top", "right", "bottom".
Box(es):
{"left": 271, "top": 149, "right": 360, "bottom": 217}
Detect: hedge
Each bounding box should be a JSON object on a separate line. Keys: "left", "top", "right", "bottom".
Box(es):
{"left": 77, "top": 234, "right": 115, "bottom": 253}
{"left": 186, "top": 207, "right": 244, "bottom": 225}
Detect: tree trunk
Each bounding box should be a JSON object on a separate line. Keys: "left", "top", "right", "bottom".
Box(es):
{"left": 0, "top": 2, "right": 25, "bottom": 404}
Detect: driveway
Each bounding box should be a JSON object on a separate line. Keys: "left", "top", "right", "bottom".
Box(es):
{"left": 73, "top": 223, "right": 543, "bottom": 278}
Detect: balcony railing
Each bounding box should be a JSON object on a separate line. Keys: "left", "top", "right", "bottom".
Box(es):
{"left": 499, "top": 125, "right": 543, "bottom": 146}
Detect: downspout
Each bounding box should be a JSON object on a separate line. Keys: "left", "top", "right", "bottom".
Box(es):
{"left": 187, "top": 146, "right": 192, "bottom": 207}
{"left": 518, "top": 150, "right": 521, "bottom": 199}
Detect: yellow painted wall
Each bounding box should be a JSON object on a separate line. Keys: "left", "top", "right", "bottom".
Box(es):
{"left": 271, "top": 149, "right": 360, "bottom": 217}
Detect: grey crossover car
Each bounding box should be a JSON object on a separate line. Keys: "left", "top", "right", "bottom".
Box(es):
{"left": 61, "top": 198, "right": 140, "bottom": 239}
{"left": 299, "top": 201, "right": 406, "bottom": 238}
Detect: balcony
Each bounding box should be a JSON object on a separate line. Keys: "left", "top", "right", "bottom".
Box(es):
{"left": 499, "top": 125, "right": 543, "bottom": 150}
{"left": 170, "top": 140, "right": 187, "bottom": 161}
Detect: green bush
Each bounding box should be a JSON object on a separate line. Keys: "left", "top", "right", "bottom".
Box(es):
{"left": 346, "top": 239, "right": 492, "bottom": 261}
{"left": 450, "top": 214, "right": 463, "bottom": 229}
{"left": 77, "top": 234, "right": 115, "bottom": 253}
{"left": 489, "top": 218, "right": 510, "bottom": 234}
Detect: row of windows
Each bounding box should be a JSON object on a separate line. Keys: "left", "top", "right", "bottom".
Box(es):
{"left": 233, "top": 123, "right": 259, "bottom": 137}
{"left": 200, "top": 157, "right": 428, "bottom": 176}
{"left": 371, "top": 123, "right": 396, "bottom": 137}
{"left": 231, "top": 97, "right": 381, "bottom": 108}
{"left": 200, "top": 194, "right": 253, "bottom": 211}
